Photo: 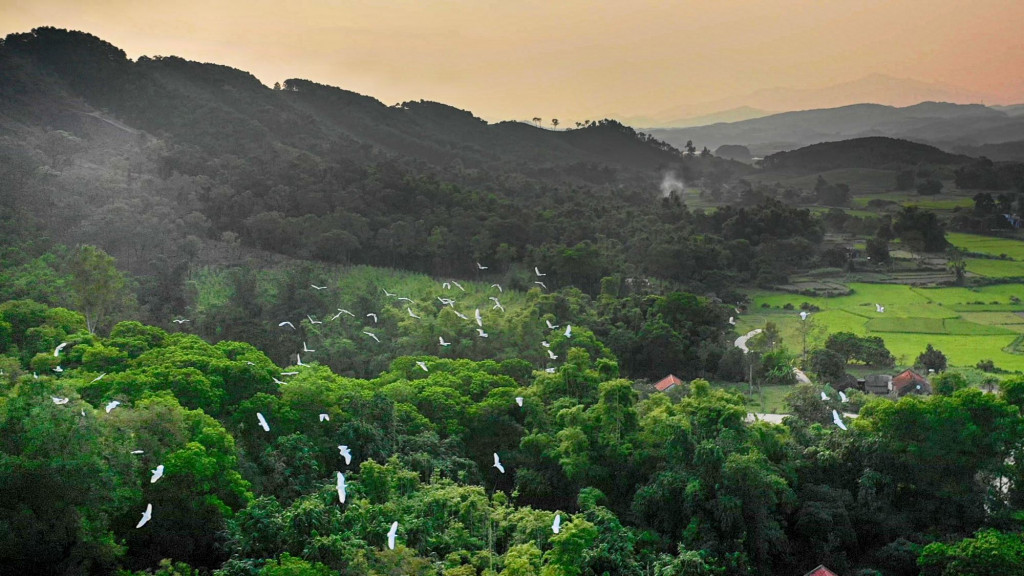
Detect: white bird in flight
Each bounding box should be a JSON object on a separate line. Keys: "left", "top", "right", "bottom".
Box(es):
{"left": 442, "top": 282, "right": 451, "bottom": 290}
{"left": 832, "top": 409, "right": 848, "bottom": 431}
{"left": 397, "top": 297, "right": 413, "bottom": 303}
{"left": 105, "top": 400, "right": 121, "bottom": 413}
{"left": 279, "top": 321, "right": 295, "bottom": 330}
{"left": 535, "top": 267, "right": 546, "bottom": 277}
{"left": 416, "top": 361, "right": 429, "bottom": 372}
{"left": 477, "top": 329, "right": 488, "bottom": 338}
{"left": 564, "top": 325, "right": 572, "bottom": 338}
{"left": 875, "top": 303, "right": 885, "bottom": 313}
{"left": 407, "top": 308, "right": 420, "bottom": 319}
{"left": 338, "top": 445, "right": 352, "bottom": 465}
{"left": 800, "top": 311, "right": 809, "bottom": 321}
{"left": 545, "top": 367, "right": 556, "bottom": 373}
{"left": 493, "top": 453, "right": 505, "bottom": 474}
{"left": 475, "top": 309, "right": 483, "bottom": 327}
{"left": 453, "top": 310, "right": 469, "bottom": 320}
{"left": 136, "top": 503, "right": 153, "bottom": 528}
{"left": 363, "top": 331, "right": 381, "bottom": 343}
{"left": 257, "top": 412, "right": 270, "bottom": 432}
{"left": 382, "top": 288, "right": 396, "bottom": 297}
{"left": 438, "top": 297, "right": 456, "bottom": 306}
{"left": 728, "top": 316, "right": 736, "bottom": 325}
{"left": 552, "top": 514, "right": 561, "bottom": 534}
{"left": 319, "top": 413, "right": 330, "bottom": 422}
{"left": 439, "top": 336, "right": 451, "bottom": 347}
{"left": 387, "top": 521, "right": 399, "bottom": 550}
{"left": 477, "top": 262, "right": 488, "bottom": 270}
{"left": 451, "top": 280, "right": 465, "bottom": 292}
{"left": 91, "top": 373, "right": 106, "bottom": 383}
{"left": 366, "top": 313, "right": 378, "bottom": 323}
{"left": 547, "top": 349, "right": 558, "bottom": 360}
{"left": 131, "top": 450, "right": 144, "bottom": 455}
{"left": 534, "top": 281, "right": 547, "bottom": 290}
{"left": 515, "top": 396, "right": 524, "bottom": 407}
{"left": 273, "top": 377, "right": 286, "bottom": 385}
{"left": 307, "top": 314, "right": 323, "bottom": 325}
{"left": 839, "top": 391, "right": 849, "bottom": 403}
{"left": 545, "top": 319, "right": 559, "bottom": 330}
{"left": 296, "top": 354, "right": 308, "bottom": 367}
{"left": 337, "top": 309, "right": 356, "bottom": 318}
{"left": 150, "top": 464, "right": 164, "bottom": 483}
{"left": 54, "top": 342, "right": 68, "bottom": 356}
{"left": 541, "top": 341, "right": 550, "bottom": 348}
{"left": 52, "top": 396, "right": 69, "bottom": 405}
{"left": 337, "top": 472, "right": 347, "bottom": 504}
{"left": 303, "top": 342, "right": 315, "bottom": 353}
{"left": 311, "top": 284, "right": 327, "bottom": 290}
{"left": 491, "top": 283, "right": 503, "bottom": 293}
{"left": 172, "top": 318, "right": 189, "bottom": 324}
{"left": 53, "top": 366, "right": 63, "bottom": 373}
{"left": 281, "top": 371, "right": 299, "bottom": 376}
{"left": 820, "top": 391, "right": 829, "bottom": 401}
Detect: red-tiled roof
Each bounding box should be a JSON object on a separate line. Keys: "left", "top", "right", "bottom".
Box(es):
{"left": 802, "top": 565, "right": 839, "bottom": 576}
{"left": 654, "top": 374, "right": 683, "bottom": 392}
{"left": 892, "top": 369, "right": 928, "bottom": 393}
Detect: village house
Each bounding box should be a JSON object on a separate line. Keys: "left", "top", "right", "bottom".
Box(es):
{"left": 654, "top": 374, "right": 683, "bottom": 393}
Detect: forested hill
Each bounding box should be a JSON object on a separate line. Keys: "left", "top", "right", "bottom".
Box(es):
{"left": 760, "top": 137, "right": 973, "bottom": 173}
{"left": 0, "top": 27, "right": 696, "bottom": 178}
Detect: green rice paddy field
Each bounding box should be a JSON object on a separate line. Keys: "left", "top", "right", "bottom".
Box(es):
{"left": 741, "top": 282, "right": 1024, "bottom": 371}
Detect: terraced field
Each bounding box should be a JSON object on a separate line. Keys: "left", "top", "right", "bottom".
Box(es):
{"left": 742, "top": 282, "right": 1024, "bottom": 371}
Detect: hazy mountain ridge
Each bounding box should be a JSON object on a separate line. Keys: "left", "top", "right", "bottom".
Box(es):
{"left": 648, "top": 101, "right": 1024, "bottom": 159}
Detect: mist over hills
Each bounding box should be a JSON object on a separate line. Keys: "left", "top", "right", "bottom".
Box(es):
{"left": 648, "top": 101, "right": 1024, "bottom": 160}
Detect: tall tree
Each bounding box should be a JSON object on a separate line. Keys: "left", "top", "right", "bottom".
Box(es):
{"left": 68, "top": 245, "right": 133, "bottom": 333}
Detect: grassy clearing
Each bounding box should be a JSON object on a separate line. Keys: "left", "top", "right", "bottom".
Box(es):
{"left": 949, "top": 233, "right": 1024, "bottom": 260}
{"left": 716, "top": 382, "right": 792, "bottom": 413}
{"left": 743, "top": 282, "right": 1024, "bottom": 371}
{"left": 965, "top": 258, "right": 1024, "bottom": 278}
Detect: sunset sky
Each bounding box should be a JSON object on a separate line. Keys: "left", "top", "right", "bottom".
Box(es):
{"left": 2, "top": 0, "right": 1023, "bottom": 124}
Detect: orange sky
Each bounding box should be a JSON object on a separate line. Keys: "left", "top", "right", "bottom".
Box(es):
{"left": 2, "top": 0, "right": 1023, "bottom": 123}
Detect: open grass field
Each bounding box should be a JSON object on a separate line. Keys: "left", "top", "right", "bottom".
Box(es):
{"left": 949, "top": 233, "right": 1024, "bottom": 260}
{"left": 742, "top": 282, "right": 1024, "bottom": 371}
{"left": 715, "top": 382, "right": 792, "bottom": 414}
{"left": 965, "top": 258, "right": 1024, "bottom": 279}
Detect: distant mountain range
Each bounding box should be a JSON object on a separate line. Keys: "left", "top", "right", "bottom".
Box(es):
{"left": 646, "top": 101, "right": 1024, "bottom": 159}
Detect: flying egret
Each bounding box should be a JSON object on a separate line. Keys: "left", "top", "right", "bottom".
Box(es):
{"left": 407, "top": 308, "right": 420, "bottom": 319}
{"left": 439, "top": 336, "right": 451, "bottom": 347}
{"left": 491, "top": 283, "right": 503, "bottom": 292}
{"left": 875, "top": 304, "right": 885, "bottom": 313}
{"left": 319, "top": 413, "right": 330, "bottom": 422}
{"left": 545, "top": 367, "right": 556, "bottom": 373}
{"left": 366, "top": 313, "right": 378, "bottom": 323}
{"left": 541, "top": 341, "right": 550, "bottom": 348}
{"left": 545, "top": 319, "right": 559, "bottom": 330}
{"left": 53, "top": 366, "right": 63, "bottom": 373}
{"left": 303, "top": 342, "right": 315, "bottom": 353}
{"left": 338, "top": 445, "right": 352, "bottom": 465}
{"left": 564, "top": 325, "right": 572, "bottom": 338}
{"left": 311, "top": 284, "right": 327, "bottom": 290}
{"left": 307, "top": 315, "right": 323, "bottom": 325}
{"left": 279, "top": 321, "right": 296, "bottom": 330}
{"left": 493, "top": 302, "right": 505, "bottom": 312}
{"left": 150, "top": 464, "right": 164, "bottom": 483}
{"left": 337, "top": 472, "right": 347, "bottom": 504}
{"left": 387, "top": 521, "right": 399, "bottom": 550}
{"left": 329, "top": 310, "right": 345, "bottom": 321}
{"left": 547, "top": 349, "right": 558, "bottom": 360}
{"left": 800, "top": 311, "right": 809, "bottom": 321}
{"left": 535, "top": 267, "right": 546, "bottom": 277}
{"left": 273, "top": 377, "right": 286, "bottom": 385}
{"left": 136, "top": 503, "right": 153, "bottom": 529}
{"left": 52, "top": 396, "right": 69, "bottom": 405}
{"left": 416, "top": 361, "right": 429, "bottom": 372}
{"left": 337, "top": 309, "right": 355, "bottom": 317}
{"left": 839, "top": 390, "right": 849, "bottom": 403}
{"left": 451, "top": 280, "right": 465, "bottom": 292}
{"left": 477, "top": 262, "right": 488, "bottom": 270}
{"left": 54, "top": 342, "right": 68, "bottom": 356}
{"left": 477, "top": 328, "right": 488, "bottom": 338}
{"left": 296, "top": 354, "right": 307, "bottom": 367}
{"left": 515, "top": 396, "right": 524, "bottom": 407}
{"left": 728, "top": 316, "right": 736, "bottom": 325}
{"left": 534, "top": 281, "right": 547, "bottom": 290}
{"left": 552, "top": 514, "right": 561, "bottom": 534}
{"left": 438, "top": 297, "right": 456, "bottom": 306}
{"left": 281, "top": 371, "right": 299, "bottom": 376}
{"left": 820, "top": 391, "right": 829, "bottom": 401}
{"left": 493, "top": 453, "right": 505, "bottom": 474}
{"left": 442, "top": 282, "right": 451, "bottom": 290}
{"left": 131, "top": 450, "right": 144, "bottom": 455}
{"left": 383, "top": 288, "right": 396, "bottom": 297}
{"left": 172, "top": 318, "right": 189, "bottom": 324}
{"left": 91, "top": 373, "right": 106, "bottom": 383}
{"left": 475, "top": 309, "right": 483, "bottom": 327}
{"left": 105, "top": 400, "right": 121, "bottom": 413}
{"left": 257, "top": 412, "right": 270, "bottom": 432}
{"left": 396, "top": 297, "right": 413, "bottom": 303}
{"left": 832, "top": 409, "right": 848, "bottom": 431}
{"left": 453, "top": 310, "right": 468, "bottom": 320}
{"left": 363, "top": 331, "right": 381, "bottom": 343}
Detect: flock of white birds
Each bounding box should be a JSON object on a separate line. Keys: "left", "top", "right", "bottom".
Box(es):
{"left": 47, "top": 265, "right": 569, "bottom": 548}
